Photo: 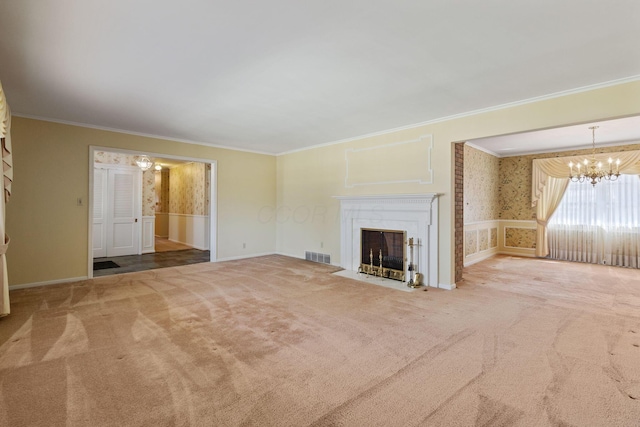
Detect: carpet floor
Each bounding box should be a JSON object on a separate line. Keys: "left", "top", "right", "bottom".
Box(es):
{"left": 1, "top": 255, "right": 639, "bottom": 426}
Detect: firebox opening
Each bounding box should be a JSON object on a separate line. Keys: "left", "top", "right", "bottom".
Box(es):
{"left": 360, "top": 228, "right": 406, "bottom": 281}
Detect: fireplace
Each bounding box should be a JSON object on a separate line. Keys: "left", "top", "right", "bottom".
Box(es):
{"left": 359, "top": 228, "right": 406, "bottom": 281}
{"left": 334, "top": 193, "right": 444, "bottom": 289}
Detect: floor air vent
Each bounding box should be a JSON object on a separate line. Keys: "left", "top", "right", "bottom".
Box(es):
{"left": 305, "top": 251, "right": 331, "bottom": 264}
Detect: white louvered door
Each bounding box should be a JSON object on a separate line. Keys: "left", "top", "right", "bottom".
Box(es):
{"left": 92, "top": 168, "right": 108, "bottom": 258}
{"left": 106, "top": 168, "right": 141, "bottom": 257}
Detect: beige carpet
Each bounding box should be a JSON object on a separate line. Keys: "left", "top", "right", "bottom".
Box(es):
{"left": 1, "top": 255, "right": 639, "bottom": 426}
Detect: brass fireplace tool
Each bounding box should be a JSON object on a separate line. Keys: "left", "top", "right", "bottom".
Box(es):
{"left": 407, "top": 237, "right": 422, "bottom": 288}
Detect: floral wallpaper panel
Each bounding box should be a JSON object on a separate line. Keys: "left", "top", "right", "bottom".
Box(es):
{"left": 490, "top": 228, "right": 498, "bottom": 248}
{"left": 464, "top": 145, "right": 500, "bottom": 223}
{"left": 142, "top": 170, "right": 155, "bottom": 216}
{"left": 169, "top": 162, "right": 206, "bottom": 215}
{"left": 155, "top": 169, "right": 170, "bottom": 213}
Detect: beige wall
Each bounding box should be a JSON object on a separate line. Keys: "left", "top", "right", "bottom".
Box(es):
{"left": 7, "top": 118, "right": 277, "bottom": 286}
{"left": 277, "top": 80, "right": 640, "bottom": 287}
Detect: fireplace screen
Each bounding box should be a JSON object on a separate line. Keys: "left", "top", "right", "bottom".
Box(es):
{"left": 360, "top": 228, "right": 406, "bottom": 281}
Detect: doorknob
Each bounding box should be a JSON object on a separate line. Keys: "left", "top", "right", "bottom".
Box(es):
{"left": 135, "top": 218, "right": 138, "bottom": 222}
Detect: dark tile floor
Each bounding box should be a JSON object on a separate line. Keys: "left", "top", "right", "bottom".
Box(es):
{"left": 93, "top": 249, "right": 211, "bottom": 277}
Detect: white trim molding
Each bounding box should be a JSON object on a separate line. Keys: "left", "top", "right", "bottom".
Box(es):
{"left": 334, "top": 193, "right": 441, "bottom": 288}
{"left": 500, "top": 220, "right": 536, "bottom": 256}
{"left": 10, "top": 276, "right": 89, "bottom": 291}
{"left": 142, "top": 216, "right": 155, "bottom": 253}
{"left": 217, "top": 252, "right": 276, "bottom": 262}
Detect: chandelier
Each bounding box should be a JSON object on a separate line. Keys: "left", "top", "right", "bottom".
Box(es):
{"left": 568, "top": 126, "right": 620, "bottom": 186}
{"left": 135, "top": 155, "right": 153, "bottom": 171}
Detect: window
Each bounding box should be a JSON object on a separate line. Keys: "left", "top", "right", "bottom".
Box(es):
{"left": 550, "top": 174, "right": 640, "bottom": 229}
{"left": 548, "top": 174, "right": 640, "bottom": 267}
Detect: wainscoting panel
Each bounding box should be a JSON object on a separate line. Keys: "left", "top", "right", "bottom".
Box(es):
{"left": 142, "top": 216, "right": 155, "bottom": 253}
{"left": 498, "top": 220, "right": 536, "bottom": 257}
{"left": 464, "top": 220, "right": 499, "bottom": 266}
{"left": 168, "top": 213, "right": 209, "bottom": 250}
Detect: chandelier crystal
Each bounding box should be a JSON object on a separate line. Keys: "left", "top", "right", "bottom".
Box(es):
{"left": 568, "top": 126, "right": 620, "bottom": 187}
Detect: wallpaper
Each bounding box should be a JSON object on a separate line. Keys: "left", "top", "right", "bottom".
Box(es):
{"left": 142, "top": 169, "right": 155, "bottom": 216}
{"left": 464, "top": 144, "right": 500, "bottom": 223}
{"left": 498, "top": 142, "right": 640, "bottom": 220}
{"left": 94, "top": 151, "right": 136, "bottom": 166}
{"left": 155, "top": 169, "right": 170, "bottom": 213}
{"left": 94, "top": 151, "right": 155, "bottom": 216}
{"left": 169, "top": 162, "right": 207, "bottom": 215}
{"left": 490, "top": 228, "right": 498, "bottom": 248}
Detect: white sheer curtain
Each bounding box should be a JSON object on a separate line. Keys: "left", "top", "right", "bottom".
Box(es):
{"left": 535, "top": 176, "right": 569, "bottom": 257}
{"left": 548, "top": 174, "right": 640, "bottom": 267}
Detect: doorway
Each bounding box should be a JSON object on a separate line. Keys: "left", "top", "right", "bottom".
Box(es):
{"left": 88, "top": 147, "right": 217, "bottom": 278}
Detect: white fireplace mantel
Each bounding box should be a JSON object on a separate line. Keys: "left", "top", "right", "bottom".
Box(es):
{"left": 334, "top": 193, "right": 441, "bottom": 288}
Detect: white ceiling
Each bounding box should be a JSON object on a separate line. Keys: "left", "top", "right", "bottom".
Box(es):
{"left": 469, "top": 115, "right": 640, "bottom": 157}
{"left": 1, "top": 1, "right": 639, "bottom": 155}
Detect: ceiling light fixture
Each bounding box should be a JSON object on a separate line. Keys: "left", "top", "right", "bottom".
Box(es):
{"left": 135, "top": 155, "right": 153, "bottom": 171}
{"left": 154, "top": 164, "right": 162, "bottom": 171}
{"left": 568, "top": 126, "right": 620, "bottom": 186}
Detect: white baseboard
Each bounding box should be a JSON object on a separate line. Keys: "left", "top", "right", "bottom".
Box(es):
{"left": 439, "top": 283, "right": 457, "bottom": 290}
{"left": 10, "top": 276, "right": 89, "bottom": 291}
{"left": 216, "top": 252, "right": 276, "bottom": 262}
{"left": 464, "top": 248, "right": 499, "bottom": 267}
{"left": 499, "top": 250, "right": 536, "bottom": 258}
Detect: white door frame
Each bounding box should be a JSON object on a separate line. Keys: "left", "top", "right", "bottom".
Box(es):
{"left": 87, "top": 146, "right": 218, "bottom": 278}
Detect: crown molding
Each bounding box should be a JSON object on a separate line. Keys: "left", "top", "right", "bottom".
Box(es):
{"left": 277, "top": 75, "right": 640, "bottom": 156}
{"left": 11, "top": 113, "right": 275, "bottom": 156}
